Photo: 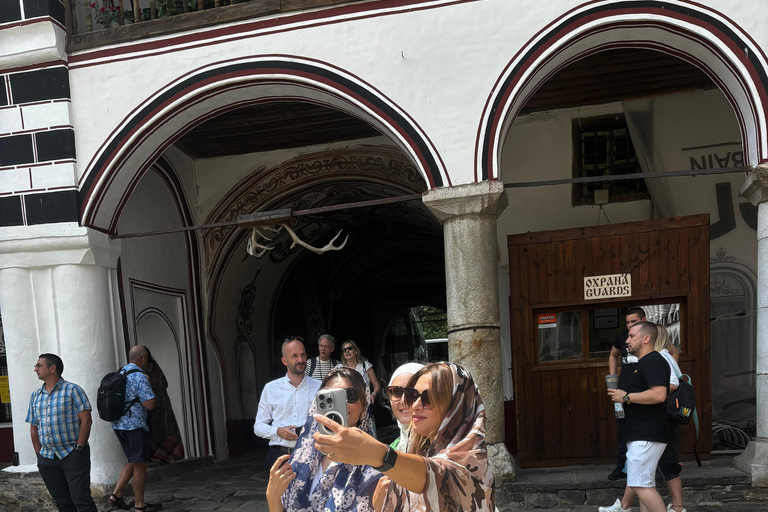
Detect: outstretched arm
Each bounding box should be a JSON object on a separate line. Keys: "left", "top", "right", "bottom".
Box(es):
{"left": 314, "top": 414, "right": 428, "bottom": 494}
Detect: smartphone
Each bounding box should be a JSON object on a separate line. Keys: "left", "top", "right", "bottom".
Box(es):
{"left": 314, "top": 388, "right": 349, "bottom": 435}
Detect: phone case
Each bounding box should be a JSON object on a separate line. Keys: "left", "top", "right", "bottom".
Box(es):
{"left": 315, "top": 388, "right": 349, "bottom": 435}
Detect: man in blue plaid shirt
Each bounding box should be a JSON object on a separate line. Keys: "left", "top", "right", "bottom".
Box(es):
{"left": 26, "top": 353, "right": 97, "bottom": 512}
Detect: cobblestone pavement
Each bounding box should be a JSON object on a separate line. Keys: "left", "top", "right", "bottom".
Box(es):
{"left": 98, "top": 454, "right": 768, "bottom": 512}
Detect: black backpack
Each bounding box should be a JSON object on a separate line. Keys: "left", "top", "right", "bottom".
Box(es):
{"left": 96, "top": 369, "right": 142, "bottom": 421}
{"left": 668, "top": 376, "right": 696, "bottom": 424}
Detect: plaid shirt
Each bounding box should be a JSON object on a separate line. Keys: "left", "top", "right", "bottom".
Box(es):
{"left": 26, "top": 379, "right": 91, "bottom": 460}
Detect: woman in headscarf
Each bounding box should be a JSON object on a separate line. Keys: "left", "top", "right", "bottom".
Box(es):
{"left": 266, "top": 366, "right": 382, "bottom": 512}
{"left": 310, "top": 362, "right": 495, "bottom": 512}
{"left": 386, "top": 362, "right": 423, "bottom": 451}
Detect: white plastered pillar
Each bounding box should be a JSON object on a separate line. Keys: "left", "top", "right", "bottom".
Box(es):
{"left": 736, "top": 166, "right": 768, "bottom": 486}
{"left": 0, "top": 224, "right": 127, "bottom": 487}
{"left": 423, "top": 181, "right": 517, "bottom": 481}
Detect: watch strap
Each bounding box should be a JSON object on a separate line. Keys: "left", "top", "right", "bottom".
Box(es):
{"left": 373, "top": 446, "right": 397, "bottom": 472}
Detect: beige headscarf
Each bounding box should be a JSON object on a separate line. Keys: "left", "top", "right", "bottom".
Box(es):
{"left": 380, "top": 363, "right": 495, "bottom": 512}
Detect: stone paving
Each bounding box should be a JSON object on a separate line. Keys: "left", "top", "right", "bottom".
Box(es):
{"left": 4, "top": 451, "right": 767, "bottom": 511}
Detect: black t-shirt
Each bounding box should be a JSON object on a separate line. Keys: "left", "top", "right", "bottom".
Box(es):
{"left": 614, "top": 330, "right": 639, "bottom": 388}
{"left": 621, "top": 350, "right": 671, "bottom": 443}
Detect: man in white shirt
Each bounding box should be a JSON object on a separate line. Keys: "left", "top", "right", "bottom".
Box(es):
{"left": 254, "top": 337, "right": 321, "bottom": 468}
{"left": 305, "top": 334, "right": 338, "bottom": 381}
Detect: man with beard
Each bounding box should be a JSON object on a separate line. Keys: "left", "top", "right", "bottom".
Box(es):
{"left": 604, "top": 322, "right": 671, "bottom": 512}
{"left": 255, "top": 337, "right": 321, "bottom": 468}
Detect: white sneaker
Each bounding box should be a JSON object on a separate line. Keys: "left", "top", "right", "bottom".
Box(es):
{"left": 598, "top": 498, "right": 630, "bottom": 512}
{"left": 667, "top": 505, "right": 687, "bottom": 512}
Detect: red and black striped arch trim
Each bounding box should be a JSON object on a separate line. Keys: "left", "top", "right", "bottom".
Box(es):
{"left": 79, "top": 58, "right": 444, "bottom": 226}
{"left": 479, "top": 0, "right": 768, "bottom": 181}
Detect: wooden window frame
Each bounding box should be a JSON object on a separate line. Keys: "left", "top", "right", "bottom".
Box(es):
{"left": 571, "top": 114, "right": 650, "bottom": 206}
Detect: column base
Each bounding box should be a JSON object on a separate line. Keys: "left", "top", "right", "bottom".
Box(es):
{"left": 487, "top": 442, "right": 517, "bottom": 482}
{"left": 734, "top": 439, "right": 768, "bottom": 486}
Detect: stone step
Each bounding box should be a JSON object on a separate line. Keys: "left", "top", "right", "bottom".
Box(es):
{"left": 497, "top": 457, "right": 768, "bottom": 510}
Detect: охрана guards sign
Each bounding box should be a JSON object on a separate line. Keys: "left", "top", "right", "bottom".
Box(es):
{"left": 584, "top": 274, "right": 631, "bottom": 300}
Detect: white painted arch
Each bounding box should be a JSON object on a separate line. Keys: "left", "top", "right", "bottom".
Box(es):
{"left": 77, "top": 56, "right": 448, "bottom": 231}
{"left": 479, "top": 0, "right": 768, "bottom": 182}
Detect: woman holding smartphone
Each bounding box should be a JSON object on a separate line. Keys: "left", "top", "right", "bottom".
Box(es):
{"left": 311, "top": 362, "right": 495, "bottom": 512}
{"left": 266, "top": 367, "right": 382, "bottom": 512}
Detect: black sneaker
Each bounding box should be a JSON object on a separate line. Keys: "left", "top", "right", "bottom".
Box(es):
{"left": 607, "top": 466, "right": 626, "bottom": 480}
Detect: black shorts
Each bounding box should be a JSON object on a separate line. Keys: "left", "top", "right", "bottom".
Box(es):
{"left": 658, "top": 462, "right": 683, "bottom": 481}
{"left": 114, "top": 429, "right": 150, "bottom": 463}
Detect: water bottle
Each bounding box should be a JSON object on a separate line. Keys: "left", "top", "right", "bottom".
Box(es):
{"left": 614, "top": 402, "right": 625, "bottom": 419}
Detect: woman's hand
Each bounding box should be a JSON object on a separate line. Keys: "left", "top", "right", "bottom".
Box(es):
{"left": 266, "top": 454, "right": 295, "bottom": 512}
{"left": 313, "top": 414, "right": 388, "bottom": 467}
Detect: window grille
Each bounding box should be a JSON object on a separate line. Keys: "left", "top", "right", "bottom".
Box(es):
{"left": 572, "top": 114, "right": 648, "bottom": 205}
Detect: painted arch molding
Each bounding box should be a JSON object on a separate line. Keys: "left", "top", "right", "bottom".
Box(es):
{"left": 478, "top": 0, "right": 768, "bottom": 181}
{"left": 77, "top": 56, "right": 448, "bottom": 231}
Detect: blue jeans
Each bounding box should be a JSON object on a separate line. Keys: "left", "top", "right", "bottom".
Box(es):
{"left": 37, "top": 446, "right": 97, "bottom": 512}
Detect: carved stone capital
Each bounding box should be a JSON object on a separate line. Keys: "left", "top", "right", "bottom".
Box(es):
{"left": 739, "top": 165, "right": 768, "bottom": 206}
{"left": 422, "top": 181, "right": 509, "bottom": 223}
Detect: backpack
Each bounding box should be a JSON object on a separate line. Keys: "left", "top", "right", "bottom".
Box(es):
{"left": 660, "top": 351, "right": 696, "bottom": 424}
{"left": 96, "top": 369, "right": 142, "bottom": 421}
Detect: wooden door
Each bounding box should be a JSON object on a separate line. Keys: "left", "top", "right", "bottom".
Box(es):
{"left": 508, "top": 215, "right": 712, "bottom": 467}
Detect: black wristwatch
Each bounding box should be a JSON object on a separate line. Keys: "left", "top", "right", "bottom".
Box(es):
{"left": 622, "top": 393, "right": 631, "bottom": 404}
{"left": 75, "top": 444, "right": 84, "bottom": 451}
{"left": 373, "top": 446, "right": 397, "bottom": 472}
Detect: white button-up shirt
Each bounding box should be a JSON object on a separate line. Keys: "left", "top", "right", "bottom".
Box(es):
{"left": 254, "top": 374, "right": 321, "bottom": 448}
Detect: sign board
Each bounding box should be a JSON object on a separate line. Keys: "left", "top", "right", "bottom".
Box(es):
{"left": 537, "top": 313, "right": 557, "bottom": 329}
{"left": 584, "top": 274, "right": 631, "bottom": 300}
{"left": 0, "top": 376, "right": 9, "bottom": 404}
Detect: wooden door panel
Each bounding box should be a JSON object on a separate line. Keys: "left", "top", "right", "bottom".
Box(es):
{"left": 509, "top": 215, "right": 712, "bottom": 466}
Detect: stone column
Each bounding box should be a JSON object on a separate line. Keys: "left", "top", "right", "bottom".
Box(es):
{"left": 0, "top": 225, "right": 124, "bottom": 486}
{"left": 423, "top": 180, "right": 516, "bottom": 480}
{"left": 736, "top": 166, "right": 768, "bottom": 485}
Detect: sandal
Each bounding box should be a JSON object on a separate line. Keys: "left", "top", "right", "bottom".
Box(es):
{"left": 134, "top": 504, "right": 163, "bottom": 512}
{"left": 108, "top": 494, "right": 130, "bottom": 510}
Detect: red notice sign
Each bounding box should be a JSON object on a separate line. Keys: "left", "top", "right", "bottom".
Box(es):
{"left": 537, "top": 313, "right": 557, "bottom": 329}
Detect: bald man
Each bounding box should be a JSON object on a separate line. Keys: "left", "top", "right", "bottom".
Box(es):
{"left": 254, "top": 338, "right": 320, "bottom": 468}
{"left": 109, "top": 346, "right": 162, "bottom": 511}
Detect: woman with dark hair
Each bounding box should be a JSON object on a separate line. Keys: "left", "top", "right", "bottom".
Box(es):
{"left": 309, "top": 362, "right": 495, "bottom": 512}
{"left": 142, "top": 347, "right": 184, "bottom": 464}
{"left": 266, "top": 367, "right": 382, "bottom": 512}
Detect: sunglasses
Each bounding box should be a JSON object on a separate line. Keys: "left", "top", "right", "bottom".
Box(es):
{"left": 284, "top": 336, "right": 304, "bottom": 342}
{"left": 387, "top": 386, "right": 405, "bottom": 400}
{"left": 402, "top": 387, "right": 432, "bottom": 409}
{"left": 342, "top": 346, "right": 355, "bottom": 352}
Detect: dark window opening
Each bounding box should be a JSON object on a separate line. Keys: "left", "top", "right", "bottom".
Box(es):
{"left": 572, "top": 114, "right": 649, "bottom": 205}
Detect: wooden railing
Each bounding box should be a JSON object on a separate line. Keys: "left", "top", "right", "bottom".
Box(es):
{"left": 64, "top": 0, "right": 361, "bottom": 52}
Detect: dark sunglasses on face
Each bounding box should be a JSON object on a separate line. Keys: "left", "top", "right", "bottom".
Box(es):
{"left": 402, "top": 387, "right": 432, "bottom": 409}
{"left": 344, "top": 388, "right": 359, "bottom": 404}
{"left": 342, "top": 346, "right": 354, "bottom": 352}
{"left": 387, "top": 386, "right": 405, "bottom": 400}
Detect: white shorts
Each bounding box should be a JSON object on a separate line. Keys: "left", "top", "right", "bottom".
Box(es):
{"left": 626, "top": 440, "right": 667, "bottom": 488}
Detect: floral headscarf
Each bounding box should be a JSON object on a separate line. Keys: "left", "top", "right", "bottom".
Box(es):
{"left": 381, "top": 362, "right": 495, "bottom": 512}
{"left": 282, "top": 372, "right": 382, "bottom": 512}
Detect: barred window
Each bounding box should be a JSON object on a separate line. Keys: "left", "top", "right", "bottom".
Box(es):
{"left": 572, "top": 114, "right": 648, "bottom": 205}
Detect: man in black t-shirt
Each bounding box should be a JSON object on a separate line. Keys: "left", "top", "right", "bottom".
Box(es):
{"left": 607, "top": 321, "right": 670, "bottom": 512}
{"left": 607, "top": 307, "right": 646, "bottom": 480}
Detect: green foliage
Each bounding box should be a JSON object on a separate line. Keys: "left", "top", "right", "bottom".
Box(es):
{"left": 412, "top": 306, "right": 447, "bottom": 340}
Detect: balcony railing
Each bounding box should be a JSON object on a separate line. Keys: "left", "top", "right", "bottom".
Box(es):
{"left": 65, "top": 0, "right": 363, "bottom": 52}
